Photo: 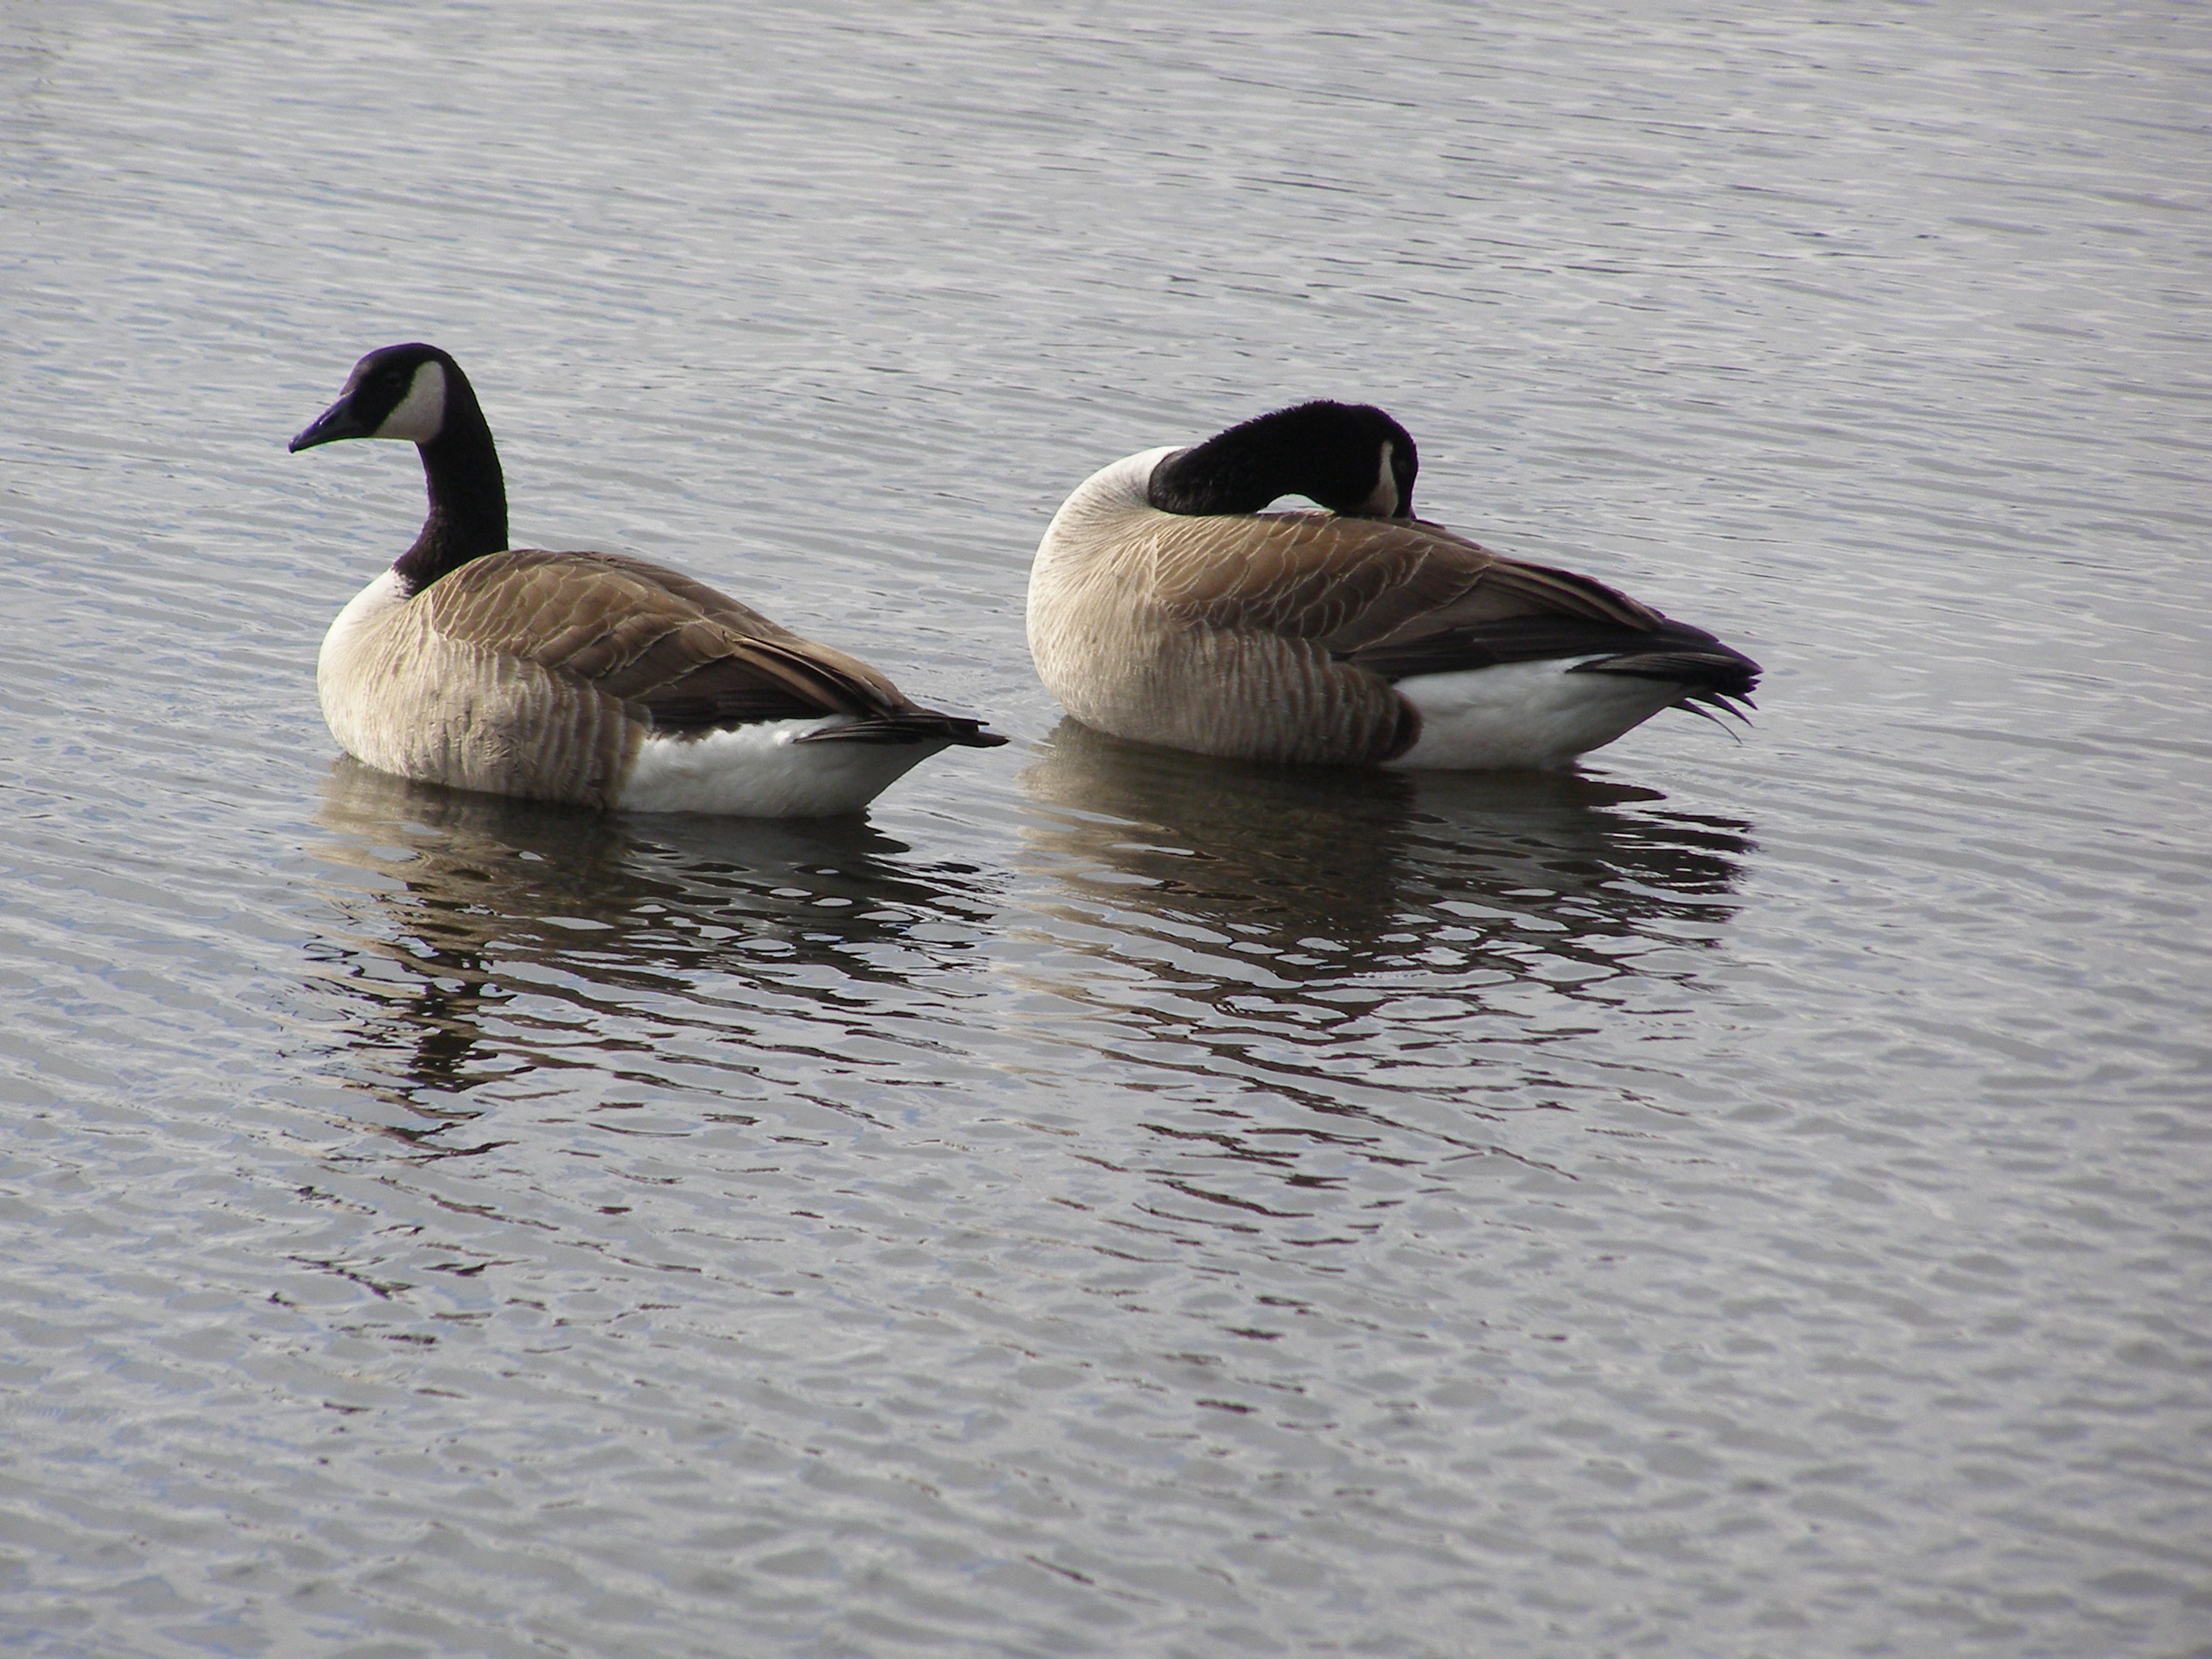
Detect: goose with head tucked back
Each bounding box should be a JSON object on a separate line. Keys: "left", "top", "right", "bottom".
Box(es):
{"left": 1027, "top": 401, "right": 1760, "bottom": 771}
{"left": 292, "top": 343, "right": 1006, "bottom": 815}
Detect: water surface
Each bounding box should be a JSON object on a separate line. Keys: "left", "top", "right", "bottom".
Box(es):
{"left": 3, "top": 4, "right": 2208, "bottom": 1656}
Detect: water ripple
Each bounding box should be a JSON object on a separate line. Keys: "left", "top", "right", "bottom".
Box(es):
{"left": 5, "top": 3, "right": 2209, "bottom": 1656}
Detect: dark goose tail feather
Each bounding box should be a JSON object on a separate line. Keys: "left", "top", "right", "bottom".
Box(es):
{"left": 1567, "top": 643, "right": 1761, "bottom": 703}
{"left": 793, "top": 712, "right": 1011, "bottom": 749}
{"left": 1675, "top": 696, "right": 1749, "bottom": 742}
{"left": 1686, "top": 686, "right": 1757, "bottom": 723}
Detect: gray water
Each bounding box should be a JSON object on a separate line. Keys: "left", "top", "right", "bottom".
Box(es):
{"left": 4, "top": 4, "right": 2209, "bottom": 1656}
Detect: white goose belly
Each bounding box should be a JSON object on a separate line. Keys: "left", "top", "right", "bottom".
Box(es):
{"left": 615, "top": 720, "right": 945, "bottom": 817}
{"left": 1385, "top": 657, "right": 1686, "bottom": 771}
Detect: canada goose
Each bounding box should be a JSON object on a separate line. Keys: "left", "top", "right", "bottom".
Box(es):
{"left": 1027, "top": 401, "right": 1761, "bottom": 771}
{"left": 291, "top": 343, "right": 1006, "bottom": 815}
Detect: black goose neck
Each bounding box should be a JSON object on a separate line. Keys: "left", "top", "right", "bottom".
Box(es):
{"left": 1146, "top": 427, "right": 1302, "bottom": 518}
{"left": 394, "top": 369, "right": 508, "bottom": 593}
{"left": 1144, "top": 401, "right": 1417, "bottom": 519}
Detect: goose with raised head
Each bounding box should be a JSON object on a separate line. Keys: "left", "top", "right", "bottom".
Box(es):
{"left": 1027, "top": 401, "right": 1760, "bottom": 771}
{"left": 291, "top": 343, "right": 1006, "bottom": 815}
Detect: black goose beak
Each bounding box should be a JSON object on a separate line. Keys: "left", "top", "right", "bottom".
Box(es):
{"left": 289, "top": 393, "right": 374, "bottom": 453}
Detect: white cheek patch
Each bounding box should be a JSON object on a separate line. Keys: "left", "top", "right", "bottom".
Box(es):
{"left": 1358, "top": 440, "right": 1399, "bottom": 516}
{"left": 374, "top": 360, "right": 448, "bottom": 442}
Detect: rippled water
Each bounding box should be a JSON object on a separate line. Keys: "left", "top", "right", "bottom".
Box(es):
{"left": 5, "top": 4, "right": 2209, "bottom": 1656}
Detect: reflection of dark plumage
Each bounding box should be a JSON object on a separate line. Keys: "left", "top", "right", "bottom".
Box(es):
{"left": 1020, "top": 717, "right": 1751, "bottom": 975}
{"left": 308, "top": 760, "right": 1000, "bottom": 1117}
{"left": 1012, "top": 720, "right": 1757, "bottom": 1187}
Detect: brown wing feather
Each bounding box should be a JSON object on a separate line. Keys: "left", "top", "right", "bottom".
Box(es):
{"left": 418, "top": 550, "right": 912, "bottom": 731}
{"left": 1151, "top": 512, "right": 1664, "bottom": 671}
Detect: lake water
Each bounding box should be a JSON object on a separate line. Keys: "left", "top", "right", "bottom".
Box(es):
{"left": 3, "top": 4, "right": 2209, "bottom": 1656}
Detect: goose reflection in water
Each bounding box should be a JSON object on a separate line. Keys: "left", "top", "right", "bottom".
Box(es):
{"left": 1021, "top": 718, "right": 1752, "bottom": 963}
{"left": 306, "top": 758, "right": 1000, "bottom": 1126}
{"left": 1012, "top": 719, "right": 1755, "bottom": 1146}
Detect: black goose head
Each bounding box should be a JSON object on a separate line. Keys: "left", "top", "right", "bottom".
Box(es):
{"left": 1146, "top": 400, "right": 1420, "bottom": 519}
{"left": 290, "top": 342, "right": 461, "bottom": 451}
{"left": 290, "top": 342, "right": 508, "bottom": 586}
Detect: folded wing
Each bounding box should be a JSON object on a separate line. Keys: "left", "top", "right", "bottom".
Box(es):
{"left": 422, "top": 550, "right": 1004, "bottom": 746}
{"left": 1151, "top": 511, "right": 1754, "bottom": 703}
